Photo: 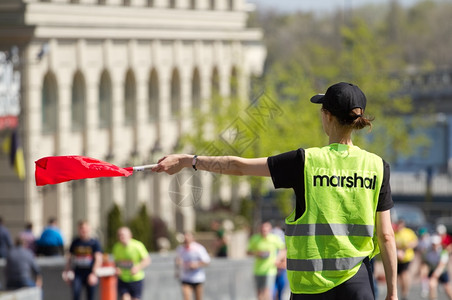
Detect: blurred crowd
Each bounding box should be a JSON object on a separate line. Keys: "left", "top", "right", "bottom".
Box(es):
{"left": 5, "top": 212, "right": 452, "bottom": 300}
{"left": 392, "top": 218, "right": 452, "bottom": 300}
{"left": 0, "top": 216, "right": 290, "bottom": 300}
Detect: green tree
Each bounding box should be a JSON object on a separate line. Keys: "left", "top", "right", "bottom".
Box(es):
{"left": 106, "top": 203, "right": 123, "bottom": 252}
{"left": 182, "top": 14, "right": 418, "bottom": 231}
{"left": 128, "top": 204, "right": 153, "bottom": 251}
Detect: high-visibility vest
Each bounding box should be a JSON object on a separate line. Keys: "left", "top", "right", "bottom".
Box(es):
{"left": 285, "top": 144, "right": 383, "bottom": 294}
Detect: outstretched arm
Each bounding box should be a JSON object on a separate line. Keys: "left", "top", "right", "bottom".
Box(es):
{"left": 152, "top": 154, "right": 271, "bottom": 177}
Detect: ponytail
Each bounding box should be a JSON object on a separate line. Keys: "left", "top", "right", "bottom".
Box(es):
{"left": 335, "top": 107, "right": 373, "bottom": 130}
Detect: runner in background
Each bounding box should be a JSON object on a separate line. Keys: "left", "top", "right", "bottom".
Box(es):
{"left": 64, "top": 221, "right": 102, "bottom": 300}
{"left": 175, "top": 232, "right": 211, "bottom": 300}
{"left": 112, "top": 226, "right": 151, "bottom": 300}
{"left": 395, "top": 219, "right": 419, "bottom": 300}
{"left": 422, "top": 234, "right": 452, "bottom": 300}
{"left": 247, "top": 222, "right": 285, "bottom": 300}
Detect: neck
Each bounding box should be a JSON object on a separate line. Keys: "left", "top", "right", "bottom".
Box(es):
{"left": 326, "top": 119, "right": 353, "bottom": 146}
{"left": 328, "top": 134, "right": 353, "bottom": 146}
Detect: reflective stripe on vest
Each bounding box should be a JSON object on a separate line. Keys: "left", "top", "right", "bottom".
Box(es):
{"left": 285, "top": 223, "right": 374, "bottom": 237}
{"left": 287, "top": 256, "right": 367, "bottom": 272}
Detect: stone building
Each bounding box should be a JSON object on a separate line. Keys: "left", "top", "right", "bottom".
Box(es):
{"left": 0, "top": 0, "right": 266, "bottom": 243}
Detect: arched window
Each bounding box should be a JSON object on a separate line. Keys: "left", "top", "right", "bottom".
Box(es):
{"left": 124, "top": 70, "right": 136, "bottom": 125}
{"left": 148, "top": 69, "right": 159, "bottom": 121}
{"left": 41, "top": 73, "right": 58, "bottom": 133}
{"left": 71, "top": 71, "right": 86, "bottom": 131}
{"left": 170, "top": 69, "right": 181, "bottom": 117}
{"left": 99, "top": 71, "right": 112, "bottom": 128}
{"left": 192, "top": 68, "right": 201, "bottom": 111}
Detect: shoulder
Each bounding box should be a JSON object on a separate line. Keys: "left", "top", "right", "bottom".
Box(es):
{"left": 112, "top": 243, "right": 121, "bottom": 253}
{"left": 247, "top": 235, "right": 258, "bottom": 246}
{"left": 132, "top": 239, "right": 148, "bottom": 253}
{"left": 249, "top": 234, "right": 259, "bottom": 241}
{"left": 382, "top": 160, "right": 391, "bottom": 171}
{"left": 90, "top": 238, "right": 102, "bottom": 248}
{"left": 194, "top": 242, "right": 207, "bottom": 251}
{"left": 70, "top": 237, "right": 82, "bottom": 246}
{"left": 404, "top": 228, "right": 417, "bottom": 237}
{"left": 353, "top": 147, "right": 384, "bottom": 161}
{"left": 269, "top": 234, "right": 284, "bottom": 244}
{"left": 268, "top": 148, "right": 304, "bottom": 163}
{"left": 131, "top": 239, "right": 145, "bottom": 247}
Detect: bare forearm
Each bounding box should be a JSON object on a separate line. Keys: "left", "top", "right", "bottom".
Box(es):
{"left": 64, "top": 255, "right": 72, "bottom": 272}
{"left": 197, "top": 156, "right": 269, "bottom": 176}
{"left": 376, "top": 210, "right": 398, "bottom": 299}
{"left": 432, "top": 262, "right": 446, "bottom": 278}
{"left": 93, "top": 252, "right": 103, "bottom": 272}
{"left": 379, "top": 235, "right": 398, "bottom": 297}
{"left": 139, "top": 256, "right": 151, "bottom": 269}
{"left": 153, "top": 154, "right": 270, "bottom": 176}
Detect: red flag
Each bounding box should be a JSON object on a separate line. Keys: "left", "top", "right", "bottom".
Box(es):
{"left": 35, "top": 156, "right": 134, "bottom": 186}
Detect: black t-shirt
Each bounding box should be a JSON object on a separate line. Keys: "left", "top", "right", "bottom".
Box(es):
{"left": 69, "top": 237, "right": 102, "bottom": 273}
{"left": 267, "top": 148, "right": 394, "bottom": 220}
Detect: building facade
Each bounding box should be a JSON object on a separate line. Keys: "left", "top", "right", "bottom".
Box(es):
{"left": 0, "top": 0, "right": 266, "bottom": 243}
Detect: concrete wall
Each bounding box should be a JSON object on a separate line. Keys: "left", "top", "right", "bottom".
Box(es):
{"left": 0, "top": 288, "right": 41, "bottom": 300}
{"left": 0, "top": 253, "right": 259, "bottom": 300}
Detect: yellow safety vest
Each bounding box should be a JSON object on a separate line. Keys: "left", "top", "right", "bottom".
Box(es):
{"left": 285, "top": 144, "right": 383, "bottom": 294}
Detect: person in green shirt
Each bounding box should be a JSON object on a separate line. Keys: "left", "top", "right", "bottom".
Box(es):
{"left": 112, "top": 226, "right": 151, "bottom": 300}
{"left": 247, "top": 222, "right": 285, "bottom": 300}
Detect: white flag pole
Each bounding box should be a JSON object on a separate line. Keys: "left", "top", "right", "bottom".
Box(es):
{"left": 132, "top": 164, "right": 157, "bottom": 172}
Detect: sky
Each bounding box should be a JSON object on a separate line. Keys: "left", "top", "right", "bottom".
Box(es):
{"left": 246, "top": 0, "right": 424, "bottom": 13}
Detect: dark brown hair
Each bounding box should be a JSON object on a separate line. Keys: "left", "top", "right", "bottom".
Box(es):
{"left": 324, "top": 107, "right": 373, "bottom": 130}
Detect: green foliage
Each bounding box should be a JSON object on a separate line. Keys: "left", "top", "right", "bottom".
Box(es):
{"left": 179, "top": 2, "right": 451, "bottom": 223}
{"left": 106, "top": 203, "right": 123, "bottom": 252}
{"left": 128, "top": 204, "right": 153, "bottom": 251}
{"left": 274, "top": 189, "right": 295, "bottom": 217}
{"left": 238, "top": 197, "right": 254, "bottom": 226}
{"left": 262, "top": 18, "right": 417, "bottom": 162}
{"left": 106, "top": 204, "right": 178, "bottom": 252}
{"left": 256, "top": 1, "right": 452, "bottom": 70}
{"left": 151, "top": 216, "right": 178, "bottom": 250}
{"left": 195, "top": 206, "right": 249, "bottom": 232}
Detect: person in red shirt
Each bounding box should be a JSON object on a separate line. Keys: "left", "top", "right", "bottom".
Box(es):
{"left": 436, "top": 224, "right": 452, "bottom": 253}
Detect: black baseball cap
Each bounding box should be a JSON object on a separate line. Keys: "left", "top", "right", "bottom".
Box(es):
{"left": 310, "top": 82, "right": 367, "bottom": 118}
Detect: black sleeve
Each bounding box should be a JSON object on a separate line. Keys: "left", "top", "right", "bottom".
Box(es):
{"left": 267, "top": 149, "right": 304, "bottom": 189}
{"left": 69, "top": 238, "right": 77, "bottom": 254}
{"left": 268, "top": 149, "right": 306, "bottom": 219}
{"left": 93, "top": 239, "right": 102, "bottom": 253}
{"left": 377, "top": 160, "right": 394, "bottom": 211}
